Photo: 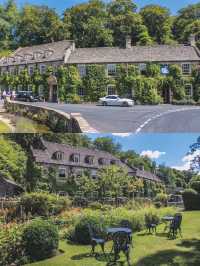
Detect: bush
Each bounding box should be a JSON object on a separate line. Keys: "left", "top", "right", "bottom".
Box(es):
{"left": 182, "top": 189, "right": 200, "bottom": 210}
{"left": 172, "top": 99, "right": 196, "bottom": 105}
{"left": 22, "top": 218, "right": 59, "bottom": 261}
{"left": 19, "top": 192, "right": 71, "bottom": 217}
{"left": 189, "top": 176, "right": 200, "bottom": 194}
{"left": 154, "top": 193, "right": 168, "bottom": 206}
{"left": 0, "top": 225, "right": 27, "bottom": 266}
{"left": 66, "top": 94, "right": 82, "bottom": 104}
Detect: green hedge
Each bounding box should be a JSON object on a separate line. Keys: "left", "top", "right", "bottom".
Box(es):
{"left": 182, "top": 189, "right": 200, "bottom": 210}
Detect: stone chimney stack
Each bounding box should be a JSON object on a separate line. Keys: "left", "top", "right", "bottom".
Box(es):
{"left": 125, "top": 36, "right": 132, "bottom": 49}
{"left": 189, "top": 34, "right": 196, "bottom": 46}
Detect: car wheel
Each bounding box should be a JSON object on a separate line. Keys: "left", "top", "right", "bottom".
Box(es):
{"left": 102, "top": 101, "right": 108, "bottom": 106}
{"left": 122, "top": 102, "right": 129, "bottom": 107}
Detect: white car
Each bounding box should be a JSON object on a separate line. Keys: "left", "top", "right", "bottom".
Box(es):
{"left": 99, "top": 95, "right": 134, "bottom": 107}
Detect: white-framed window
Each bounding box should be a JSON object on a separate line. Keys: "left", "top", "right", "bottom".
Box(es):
{"left": 18, "top": 85, "right": 23, "bottom": 91}
{"left": 38, "top": 85, "right": 44, "bottom": 96}
{"left": 28, "top": 85, "right": 32, "bottom": 91}
{"left": 85, "top": 155, "right": 94, "bottom": 165}
{"left": 139, "top": 63, "right": 147, "bottom": 73}
{"left": 59, "top": 168, "right": 66, "bottom": 178}
{"left": 160, "top": 64, "right": 169, "bottom": 75}
{"left": 40, "top": 65, "right": 46, "bottom": 74}
{"left": 9, "top": 67, "right": 15, "bottom": 75}
{"left": 107, "top": 64, "right": 117, "bottom": 76}
{"left": 182, "top": 63, "right": 191, "bottom": 75}
{"left": 77, "top": 64, "right": 86, "bottom": 77}
{"left": 18, "top": 66, "right": 24, "bottom": 74}
{"left": 70, "top": 154, "right": 80, "bottom": 163}
{"left": 28, "top": 65, "right": 34, "bottom": 75}
{"left": 107, "top": 85, "right": 116, "bottom": 95}
{"left": 185, "top": 84, "right": 193, "bottom": 97}
{"left": 77, "top": 87, "right": 85, "bottom": 96}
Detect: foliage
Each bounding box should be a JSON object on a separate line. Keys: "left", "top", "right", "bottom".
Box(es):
{"left": 154, "top": 193, "right": 168, "bottom": 206}
{"left": 189, "top": 175, "right": 200, "bottom": 194}
{"left": 0, "top": 224, "right": 27, "bottom": 266}
{"left": 19, "top": 192, "right": 71, "bottom": 217}
{"left": 22, "top": 218, "right": 59, "bottom": 261}
{"left": 0, "top": 136, "right": 27, "bottom": 183}
{"left": 182, "top": 189, "right": 200, "bottom": 210}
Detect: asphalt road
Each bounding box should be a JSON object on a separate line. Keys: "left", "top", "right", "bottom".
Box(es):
{"left": 25, "top": 102, "right": 200, "bottom": 133}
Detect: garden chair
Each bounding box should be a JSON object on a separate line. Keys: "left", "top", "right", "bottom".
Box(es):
{"left": 145, "top": 215, "right": 158, "bottom": 234}
{"left": 120, "top": 220, "right": 133, "bottom": 245}
{"left": 111, "top": 231, "right": 131, "bottom": 266}
{"left": 88, "top": 224, "right": 106, "bottom": 256}
{"left": 168, "top": 213, "right": 182, "bottom": 239}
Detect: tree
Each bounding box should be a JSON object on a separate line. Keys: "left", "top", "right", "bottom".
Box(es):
{"left": 107, "top": 0, "right": 152, "bottom": 46}
{"left": 16, "top": 5, "right": 66, "bottom": 46}
{"left": 94, "top": 137, "right": 121, "bottom": 154}
{"left": 173, "top": 3, "right": 200, "bottom": 42}
{"left": 64, "top": 0, "right": 113, "bottom": 47}
{"left": 140, "top": 5, "right": 173, "bottom": 44}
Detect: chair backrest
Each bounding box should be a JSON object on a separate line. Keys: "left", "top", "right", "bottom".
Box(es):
{"left": 120, "top": 220, "right": 132, "bottom": 229}
{"left": 113, "top": 231, "right": 131, "bottom": 252}
{"left": 88, "top": 224, "right": 94, "bottom": 239}
{"left": 172, "top": 213, "right": 182, "bottom": 229}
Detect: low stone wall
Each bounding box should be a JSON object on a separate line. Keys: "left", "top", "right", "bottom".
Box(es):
{"left": 4, "top": 99, "right": 82, "bottom": 133}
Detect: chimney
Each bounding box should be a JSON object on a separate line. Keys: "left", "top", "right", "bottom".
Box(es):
{"left": 189, "top": 34, "right": 196, "bottom": 46}
{"left": 125, "top": 36, "right": 132, "bottom": 49}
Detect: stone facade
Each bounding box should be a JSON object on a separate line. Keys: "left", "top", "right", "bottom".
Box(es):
{"left": 0, "top": 35, "right": 199, "bottom": 101}
{"left": 31, "top": 140, "right": 161, "bottom": 184}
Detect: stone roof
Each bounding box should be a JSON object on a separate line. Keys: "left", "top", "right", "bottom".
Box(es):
{"left": 0, "top": 40, "right": 74, "bottom": 66}
{"left": 32, "top": 140, "right": 161, "bottom": 182}
{"left": 67, "top": 45, "right": 200, "bottom": 64}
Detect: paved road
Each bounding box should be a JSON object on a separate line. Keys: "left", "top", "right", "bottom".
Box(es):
{"left": 26, "top": 102, "right": 200, "bottom": 133}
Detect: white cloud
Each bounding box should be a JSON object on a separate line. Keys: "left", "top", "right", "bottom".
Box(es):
{"left": 140, "top": 150, "right": 166, "bottom": 159}
{"left": 172, "top": 150, "right": 200, "bottom": 171}
{"left": 112, "top": 133, "right": 132, "bottom": 138}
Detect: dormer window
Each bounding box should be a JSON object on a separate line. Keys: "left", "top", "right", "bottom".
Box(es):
{"left": 98, "top": 158, "right": 106, "bottom": 165}
{"left": 52, "top": 151, "right": 64, "bottom": 160}
{"left": 107, "top": 64, "right": 117, "bottom": 76}
{"left": 85, "top": 155, "right": 94, "bottom": 165}
{"left": 70, "top": 153, "right": 80, "bottom": 163}
{"left": 33, "top": 51, "right": 43, "bottom": 60}
{"left": 110, "top": 160, "right": 117, "bottom": 165}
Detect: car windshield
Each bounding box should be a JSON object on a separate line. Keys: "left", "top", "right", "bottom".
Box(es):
{"left": 106, "top": 96, "right": 118, "bottom": 99}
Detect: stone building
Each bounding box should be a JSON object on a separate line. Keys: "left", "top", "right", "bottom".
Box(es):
{"left": 0, "top": 35, "right": 199, "bottom": 102}
{"left": 31, "top": 140, "right": 161, "bottom": 184}
{"left": 0, "top": 176, "right": 24, "bottom": 197}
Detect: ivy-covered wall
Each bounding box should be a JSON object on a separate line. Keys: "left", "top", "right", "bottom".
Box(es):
{"left": 0, "top": 63, "right": 199, "bottom": 104}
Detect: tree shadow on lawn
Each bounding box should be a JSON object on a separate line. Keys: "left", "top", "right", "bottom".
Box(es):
{"left": 136, "top": 238, "right": 200, "bottom": 266}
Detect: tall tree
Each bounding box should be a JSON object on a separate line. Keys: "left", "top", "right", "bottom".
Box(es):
{"left": 64, "top": 0, "right": 113, "bottom": 47}
{"left": 107, "top": 0, "right": 152, "bottom": 46}
{"left": 140, "top": 5, "right": 173, "bottom": 44}
{"left": 16, "top": 5, "right": 67, "bottom": 46}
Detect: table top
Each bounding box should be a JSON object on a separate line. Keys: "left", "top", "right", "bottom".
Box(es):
{"left": 107, "top": 227, "right": 132, "bottom": 234}
{"left": 162, "top": 216, "right": 174, "bottom": 221}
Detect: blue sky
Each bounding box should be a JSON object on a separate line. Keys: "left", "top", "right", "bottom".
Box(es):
{"left": 1, "top": 0, "right": 199, "bottom": 14}
{"left": 87, "top": 133, "right": 200, "bottom": 170}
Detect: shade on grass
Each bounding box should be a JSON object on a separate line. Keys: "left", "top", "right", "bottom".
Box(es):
{"left": 26, "top": 211, "right": 200, "bottom": 266}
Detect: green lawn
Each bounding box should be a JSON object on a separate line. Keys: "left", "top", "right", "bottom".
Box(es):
{"left": 27, "top": 211, "right": 200, "bottom": 266}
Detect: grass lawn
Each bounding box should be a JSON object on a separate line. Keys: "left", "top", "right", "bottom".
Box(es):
{"left": 27, "top": 211, "right": 200, "bottom": 266}
{"left": 0, "top": 120, "right": 11, "bottom": 132}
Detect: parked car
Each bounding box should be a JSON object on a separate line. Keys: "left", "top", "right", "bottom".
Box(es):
{"left": 15, "top": 91, "right": 40, "bottom": 102}
{"left": 99, "top": 95, "right": 134, "bottom": 107}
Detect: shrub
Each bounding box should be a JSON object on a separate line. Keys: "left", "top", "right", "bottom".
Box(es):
{"left": 0, "top": 225, "right": 27, "bottom": 266}
{"left": 22, "top": 218, "right": 59, "bottom": 261}
{"left": 172, "top": 99, "right": 196, "bottom": 105}
{"left": 189, "top": 176, "right": 200, "bottom": 194}
{"left": 19, "top": 192, "right": 71, "bottom": 217}
{"left": 154, "top": 193, "right": 168, "bottom": 206}
{"left": 182, "top": 189, "right": 200, "bottom": 210}
{"left": 66, "top": 94, "right": 82, "bottom": 104}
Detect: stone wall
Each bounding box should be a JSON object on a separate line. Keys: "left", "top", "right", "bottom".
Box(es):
{"left": 4, "top": 99, "right": 82, "bottom": 133}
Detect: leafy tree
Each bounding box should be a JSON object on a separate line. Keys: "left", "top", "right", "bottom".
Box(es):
{"left": 94, "top": 137, "right": 121, "bottom": 154}
{"left": 64, "top": 0, "right": 113, "bottom": 47}
{"left": 0, "top": 136, "right": 27, "bottom": 184}
{"left": 16, "top": 5, "right": 66, "bottom": 46}
{"left": 107, "top": 0, "right": 152, "bottom": 46}
{"left": 140, "top": 5, "right": 173, "bottom": 44}
{"left": 173, "top": 3, "right": 200, "bottom": 42}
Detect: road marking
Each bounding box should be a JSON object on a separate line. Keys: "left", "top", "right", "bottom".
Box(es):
{"left": 71, "top": 113, "right": 99, "bottom": 133}
{"left": 135, "top": 107, "right": 200, "bottom": 134}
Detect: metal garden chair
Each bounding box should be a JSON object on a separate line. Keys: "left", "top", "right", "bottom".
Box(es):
{"left": 88, "top": 224, "right": 106, "bottom": 256}
{"left": 168, "top": 213, "right": 182, "bottom": 239}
